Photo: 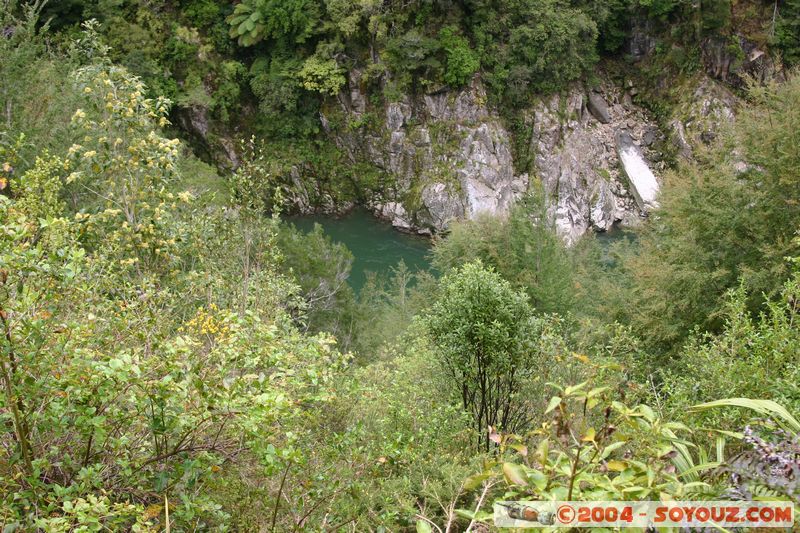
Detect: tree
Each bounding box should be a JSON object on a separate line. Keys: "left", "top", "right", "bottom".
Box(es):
{"left": 618, "top": 74, "right": 800, "bottom": 354}
{"left": 424, "top": 262, "right": 538, "bottom": 448}
{"left": 0, "top": 26, "right": 350, "bottom": 530}
{"left": 508, "top": 6, "right": 597, "bottom": 95}
{"left": 439, "top": 25, "right": 479, "bottom": 87}
{"left": 277, "top": 222, "right": 356, "bottom": 345}
{"left": 432, "top": 192, "right": 576, "bottom": 316}
{"left": 227, "top": 0, "right": 321, "bottom": 46}
{"left": 776, "top": 0, "right": 800, "bottom": 67}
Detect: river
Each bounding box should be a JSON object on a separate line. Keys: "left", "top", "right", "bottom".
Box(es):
{"left": 287, "top": 208, "right": 433, "bottom": 292}
{"left": 288, "top": 209, "right": 636, "bottom": 292}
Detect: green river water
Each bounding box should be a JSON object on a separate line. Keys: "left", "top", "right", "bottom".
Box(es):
{"left": 288, "top": 208, "right": 433, "bottom": 292}
{"left": 289, "top": 209, "right": 635, "bottom": 292}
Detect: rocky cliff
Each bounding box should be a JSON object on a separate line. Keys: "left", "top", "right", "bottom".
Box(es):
{"left": 323, "top": 72, "right": 667, "bottom": 244}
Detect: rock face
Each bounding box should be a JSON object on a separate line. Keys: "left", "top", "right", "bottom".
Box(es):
{"left": 526, "top": 80, "right": 664, "bottom": 243}
{"left": 174, "top": 105, "right": 240, "bottom": 170}
{"left": 323, "top": 73, "right": 665, "bottom": 243}
{"left": 702, "top": 35, "right": 783, "bottom": 88}
{"left": 327, "top": 76, "right": 525, "bottom": 235}
{"left": 669, "top": 77, "right": 738, "bottom": 160}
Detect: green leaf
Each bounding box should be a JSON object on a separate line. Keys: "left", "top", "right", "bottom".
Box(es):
{"left": 565, "top": 381, "right": 588, "bottom": 396}
{"left": 545, "top": 396, "right": 562, "bottom": 414}
{"left": 587, "top": 386, "right": 609, "bottom": 398}
{"left": 606, "top": 460, "right": 626, "bottom": 472}
{"left": 690, "top": 398, "right": 800, "bottom": 433}
{"left": 637, "top": 404, "right": 656, "bottom": 422}
{"left": 600, "top": 441, "right": 627, "bottom": 459}
{"left": 463, "top": 471, "right": 491, "bottom": 490}
{"left": 524, "top": 467, "right": 548, "bottom": 491}
{"left": 502, "top": 462, "right": 528, "bottom": 486}
{"left": 509, "top": 443, "right": 528, "bottom": 456}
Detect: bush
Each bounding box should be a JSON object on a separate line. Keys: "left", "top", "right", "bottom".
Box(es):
{"left": 439, "top": 25, "right": 480, "bottom": 87}
{"left": 424, "top": 262, "right": 545, "bottom": 447}
{"left": 616, "top": 74, "right": 800, "bottom": 354}
{"left": 662, "top": 269, "right": 800, "bottom": 430}
{"left": 432, "top": 193, "right": 576, "bottom": 316}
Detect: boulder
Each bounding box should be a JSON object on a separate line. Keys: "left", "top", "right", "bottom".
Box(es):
{"left": 587, "top": 92, "right": 612, "bottom": 124}
{"left": 616, "top": 131, "right": 659, "bottom": 210}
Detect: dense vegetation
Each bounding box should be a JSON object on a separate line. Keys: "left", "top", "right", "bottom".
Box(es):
{"left": 1, "top": 0, "right": 799, "bottom": 531}
{"left": 27, "top": 0, "right": 799, "bottom": 201}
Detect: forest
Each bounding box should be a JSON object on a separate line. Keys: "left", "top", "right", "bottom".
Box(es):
{"left": 1, "top": 0, "right": 799, "bottom": 531}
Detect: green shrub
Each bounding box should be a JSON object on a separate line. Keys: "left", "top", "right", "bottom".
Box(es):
{"left": 439, "top": 25, "right": 480, "bottom": 87}
{"left": 432, "top": 192, "right": 576, "bottom": 316}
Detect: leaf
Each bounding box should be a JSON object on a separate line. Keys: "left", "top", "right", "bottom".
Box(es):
{"left": 637, "top": 404, "right": 656, "bottom": 422}
{"left": 536, "top": 438, "right": 550, "bottom": 463}
{"left": 463, "top": 472, "right": 491, "bottom": 490}
{"left": 600, "top": 441, "right": 627, "bottom": 459}
{"left": 502, "top": 462, "right": 528, "bottom": 486}
{"left": 524, "top": 467, "right": 548, "bottom": 491}
{"left": 581, "top": 428, "right": 596, "bottom": 442}
{"left": 510, "top": 443, "right": 528, "bottom": 456}
{"left": 545, "top": 396, "right": 562, "bottom": 414}
{"left": 715, "top": 436, "right": 726, "bottom": 463}
{"left": 587, "top": 386, "right": 609, "bottom": 398}
{"left": 606, "top": 460, "right": 627, "bottom": 472}
{"left": 690, "top": 398, "right": 800, "bottom": 433}
{"left": 416, "top": 520, "right": 433, "bottom": 533}
{"left": 565, "top": 381, "right": 588, "bottom": 396}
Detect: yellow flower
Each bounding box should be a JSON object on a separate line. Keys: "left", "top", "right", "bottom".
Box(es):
{"left": 83, "top": 86, "right": 93, "bottom": 94}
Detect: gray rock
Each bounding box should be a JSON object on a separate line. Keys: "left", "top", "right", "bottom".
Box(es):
{"left": 587, "top": 93, "right": 612, "bottom": 124}
{"left": 670, "top": 76, "right": 738, "bottom": 159}
{"left": 420, "top": 182, "right": 464, "bottom": 230}
{"left": 641, "top": 127, "right": 658, "bottom": 147}
{"left": 629, "top": 19, "right": 657, "bottom": 60}
{"left": 527, "top": 82, "right": 662, "bottom": 243}
{"left": 376, "top": 201, "right": 413, "bottom": 231}
{"left": 321, "top": 72, "right": 663, "bottom": 243}
{"left": 701, "top": 35, "right": 783, "bottom": 87}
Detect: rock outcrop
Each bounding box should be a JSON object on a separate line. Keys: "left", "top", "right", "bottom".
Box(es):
{"left": 323, "top": 73, "right": 665, "bottom": 243}
{"left": 701, "top": 35, "right": 782, "bottom": 88}
{"left": 326, "top": 76, "right": 525, "bottom": 235}
{"left": 174, "top": 105, "right": 240, "bottom": 170}
{"left": 669, "top": 77, "right": 739, "bottom": 160}
{"left": 616, "top": 131, "right": 660, "bottom": 209}
{"left": 525, "top": 81, "right": 664, "bottom": 243}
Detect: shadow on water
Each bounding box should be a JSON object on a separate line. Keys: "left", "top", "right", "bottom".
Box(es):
{"left": 286, "top": 208, "right": 433, "bottom": 292}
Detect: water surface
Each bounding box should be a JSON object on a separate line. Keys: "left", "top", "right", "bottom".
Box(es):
{"left": 288, "top": 209, "right": 432, "bottom": 291}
